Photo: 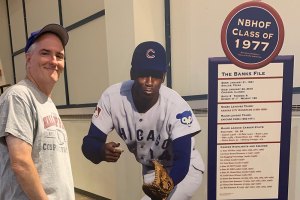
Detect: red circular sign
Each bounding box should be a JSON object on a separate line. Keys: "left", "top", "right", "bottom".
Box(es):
{"left": 221, "top": 1, "right": 284, "bottom": 69}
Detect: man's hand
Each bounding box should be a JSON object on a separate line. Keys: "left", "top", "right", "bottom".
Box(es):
{"left": 103, "top": 142, "right": 124, "bottom": 162}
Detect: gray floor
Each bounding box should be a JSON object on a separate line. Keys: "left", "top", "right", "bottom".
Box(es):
{"left": 75, "top": 192, "right": 96, "bottom": 200}
{"left": 75, "top": 190, "right": 110, "bottom": 200}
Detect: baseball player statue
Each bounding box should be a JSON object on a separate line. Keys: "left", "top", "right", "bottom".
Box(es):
{"left": 81, "top": 41, "right": 205, "bottom": 200}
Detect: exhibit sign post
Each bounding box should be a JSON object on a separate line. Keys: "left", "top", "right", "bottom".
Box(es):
{"left": 208, "top": 1, "right": 293, "bottom": 200}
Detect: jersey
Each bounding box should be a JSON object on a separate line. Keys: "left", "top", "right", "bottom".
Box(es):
{"left": 92, "top": 80, "right": 201, "bottom": 168}
{"left": 0, "top": 79, "right": 75, "bottom": 200}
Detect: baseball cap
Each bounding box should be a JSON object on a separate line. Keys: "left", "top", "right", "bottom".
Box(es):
{"left": 131, "top": 41, "right": 167, "bottom": 74}
{"left": 25, "top": 23, "right": 69, "bottom": 52}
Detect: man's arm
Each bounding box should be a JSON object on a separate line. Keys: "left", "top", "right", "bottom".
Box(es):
{"left": 169, "top": 134, "right": 192, "bottom": 185}
{"left": 6, "top": 135, "right": 48, "bottom": 200}
{"left": 82, "top": 123, "right": 123, "bottom": 163}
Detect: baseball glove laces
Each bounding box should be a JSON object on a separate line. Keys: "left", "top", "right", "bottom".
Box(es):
{"left": 142, "top": 160, "right": 174, "bottom": 200}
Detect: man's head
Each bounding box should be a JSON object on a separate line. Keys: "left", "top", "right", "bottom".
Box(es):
{"left": 130, "top": 41, "right": 167, "bottom": 80}
{"left": 25, "top": 24, "right": 69, "bottom": 96}
{"left": 131, "top": 41, "right": 167, "bottom": 103}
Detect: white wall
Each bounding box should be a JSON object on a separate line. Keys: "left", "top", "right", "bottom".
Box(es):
{"left": 0, "top": 0, "right": 13, "bottom": 85}
{"left": 104, "top": 0, "right": 165, "bottom": 85}
{"left": 64, "top": 117, "right": 142, "bottom": 200}
{"left": 0, "top": 59, "right": 6, "bottom": 86}
{"left": 289, "top": 115, "right": 300, "bottom": 200}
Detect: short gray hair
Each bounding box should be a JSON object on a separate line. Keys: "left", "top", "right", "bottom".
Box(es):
{"left": 26, "top": 43, "right": 37, "bottom": 53}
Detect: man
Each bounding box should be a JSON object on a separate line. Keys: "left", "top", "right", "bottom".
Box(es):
{"left": 0, "top": 24, "right": 75, "bottom": 200}
{"left": 82, "top": 41, "right": 205, "bottom": 200}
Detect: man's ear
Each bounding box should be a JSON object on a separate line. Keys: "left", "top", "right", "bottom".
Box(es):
{"left": 25, "top": 53, "right": 31, "bottom": 67}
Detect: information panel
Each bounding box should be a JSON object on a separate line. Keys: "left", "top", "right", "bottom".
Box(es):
{"left": 208, "top": 56, "right": 294, "bottom": 200}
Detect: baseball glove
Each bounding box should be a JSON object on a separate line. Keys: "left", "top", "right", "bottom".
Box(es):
{"left": 142, "top": 160, "right": 174, "bottom": 200}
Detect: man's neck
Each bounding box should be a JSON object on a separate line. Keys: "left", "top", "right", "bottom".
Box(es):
{"left": 26, "top": 75, "right": 53, "bottom": 97}
{"left": 132, "top": 86, "right": 158, "bottom": 113}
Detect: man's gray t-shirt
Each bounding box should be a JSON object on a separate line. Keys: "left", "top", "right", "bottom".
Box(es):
{"left": 0, "top": 79, "right": 74, "bottom": 200}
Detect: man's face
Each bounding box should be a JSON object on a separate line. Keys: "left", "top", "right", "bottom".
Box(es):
{"left": 134, "top": 73, "right": 165, "bottom": 99}
{"left": 26, "top": 33, "right": 65, "bottom": 87}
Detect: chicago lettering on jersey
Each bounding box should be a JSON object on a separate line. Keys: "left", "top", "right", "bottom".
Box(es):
{"left": 118, "top": 127, "right": 171, "bottom": 149}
